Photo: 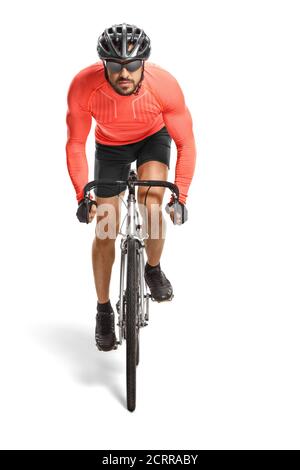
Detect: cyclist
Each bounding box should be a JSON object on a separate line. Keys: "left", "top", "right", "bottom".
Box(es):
{"left": 66, "top": 23, "right": 197, "bottom": 352}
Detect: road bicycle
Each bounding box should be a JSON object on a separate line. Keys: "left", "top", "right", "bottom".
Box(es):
{"left": 84, "top": 170, "right": 180, "bottom": 412}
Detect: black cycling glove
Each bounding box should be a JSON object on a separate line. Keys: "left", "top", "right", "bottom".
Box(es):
{"left": 165, "top": 199, "right": 188, "bottom": 225}
{"left": 76, "top": 198, "right": 97, "bottom": 224}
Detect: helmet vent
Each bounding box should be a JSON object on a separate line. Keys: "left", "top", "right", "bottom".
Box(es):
{"left": 97, "top": 23, "right": 151, "bottom": 61}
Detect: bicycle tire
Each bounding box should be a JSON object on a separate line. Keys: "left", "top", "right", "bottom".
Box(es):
{"left": 136, "top": 331, "right": 140, "bottom": 366}
{"left": 126, "top": 238, "right": 139, "bottom": 412}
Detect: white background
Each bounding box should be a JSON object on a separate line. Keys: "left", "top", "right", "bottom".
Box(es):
{"left": 0, "top": 0, "right": 300, "bottom": 450}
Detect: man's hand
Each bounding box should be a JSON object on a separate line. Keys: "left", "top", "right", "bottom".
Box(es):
{"left": 76, "top": 198, "right": 97, "bottom": 224}
{"left": 165, "top": 199, "right": 188, "bottom": 225}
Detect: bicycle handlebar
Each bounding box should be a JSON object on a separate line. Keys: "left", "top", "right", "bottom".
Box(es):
{"left": 83, "top": 179, "right": 179, "bottom": 199}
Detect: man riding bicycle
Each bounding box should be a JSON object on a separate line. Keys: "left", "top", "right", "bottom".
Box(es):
{"left": 66, "top": 23, "right": 197, "bottom": 352}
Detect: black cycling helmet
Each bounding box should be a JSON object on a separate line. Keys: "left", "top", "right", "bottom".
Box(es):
{"left": 97, "top": 23, "right": 151, "bottom": 61}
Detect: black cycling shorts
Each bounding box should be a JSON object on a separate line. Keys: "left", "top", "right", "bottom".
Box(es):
{"left": 94, "top": 126, "right": 172, "bottom": 197}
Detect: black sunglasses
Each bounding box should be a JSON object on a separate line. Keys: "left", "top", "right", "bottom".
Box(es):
{"left": 104, "top": 59, "right": 143, "bottom": 73}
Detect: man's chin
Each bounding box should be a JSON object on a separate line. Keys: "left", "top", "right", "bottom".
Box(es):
{"left": 109, "top": 80, "right": 136, "bottom": 96}
{"left": 116, "top": 85, "right": 135, "bottom": 95}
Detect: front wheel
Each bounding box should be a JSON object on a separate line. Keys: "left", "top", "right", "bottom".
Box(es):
{"left": 136, "top": 331, "right": 140, "bottom": 366}
{"left": 126, "top": 238, "right": 140, "bottom": 412}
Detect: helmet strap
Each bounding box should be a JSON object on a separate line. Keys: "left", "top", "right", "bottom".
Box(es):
{"left": 133, "top": 61, "right": 145, "bottom": 96}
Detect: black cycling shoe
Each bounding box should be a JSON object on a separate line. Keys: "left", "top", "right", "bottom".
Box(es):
{"left": 144, "top": 262, "right": 174, "bottom": 302}
{"left": 95, "top": 303, "right": 117, "bottom": 352}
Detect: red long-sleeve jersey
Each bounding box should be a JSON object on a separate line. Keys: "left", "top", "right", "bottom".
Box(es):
{"left": 66, "top": 61, "right": 196, "bottom": 203}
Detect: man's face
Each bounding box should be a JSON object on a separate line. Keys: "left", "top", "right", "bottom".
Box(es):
{"left": 105, "top": 43, "right": 144, "bottom": 96}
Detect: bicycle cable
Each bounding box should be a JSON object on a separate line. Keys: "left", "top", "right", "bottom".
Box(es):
{"left": 143, "top": 186, "right": 151, "bottom": 207}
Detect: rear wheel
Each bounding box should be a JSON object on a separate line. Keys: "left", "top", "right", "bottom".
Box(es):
{"left": 126, "top": 238, "right": 139, "bottom": 412}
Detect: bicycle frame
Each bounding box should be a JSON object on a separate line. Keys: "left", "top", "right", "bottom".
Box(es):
{"left": 117, "top": 182, "right": 150, "bottom": 346}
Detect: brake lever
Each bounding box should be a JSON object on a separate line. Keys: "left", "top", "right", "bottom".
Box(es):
{"left": 165, "top": 196, "right": 188, "bottom": 225}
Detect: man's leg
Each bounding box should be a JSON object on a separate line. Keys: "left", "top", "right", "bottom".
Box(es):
{"left": 92, "top": 192, "right": 125, "bottom": 303}
{"left": 137, "top": 161, "right": 168, "bottom": 265}
{"left": 137, "top": 161, "right": 173, "bottom": 301}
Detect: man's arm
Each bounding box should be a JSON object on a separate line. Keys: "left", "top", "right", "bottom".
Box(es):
{"left": 161, "top": 75, "right": 196, "bottom": 204}
{"left": 66, "top": 77, "right": 92, "bottom": 202}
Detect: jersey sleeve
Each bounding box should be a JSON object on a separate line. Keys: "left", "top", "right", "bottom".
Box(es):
{"left": 160, "top": 72, "right": 196, "bottom": 204}
{"left": 66, "top": 74, "right": 92, "bottom": 202}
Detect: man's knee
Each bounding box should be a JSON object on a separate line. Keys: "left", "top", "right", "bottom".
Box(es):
{"left": 94, "top": 197, "right": 121, "bottom": 240}
{"left": 138, "top": 188, "right": 164, "bottom": 212}
{"left": 137, "top": 188, "right": 165, "bottom": 220}
{"left": 138, "top": 186, "right": 164, "bottom": 202}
